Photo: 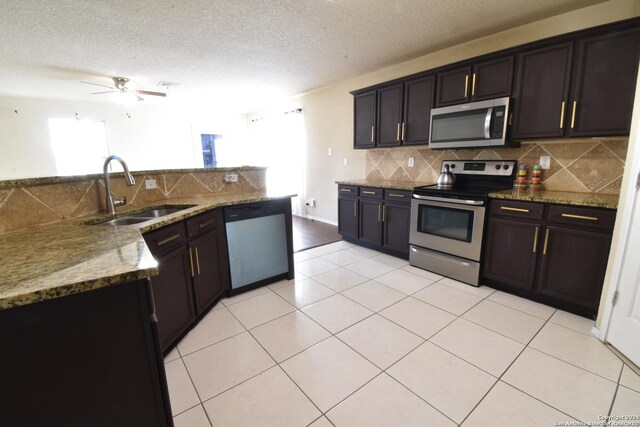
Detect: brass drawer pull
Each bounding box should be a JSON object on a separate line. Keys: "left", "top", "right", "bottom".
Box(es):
{"left": 340, "top": 188, "right": 353, "bottom": 192}
{"left": 500, "top": 206, "right": 530, "bottom": 213}
{"left": 401, "top": 122, "right": 406, "bottom": 141}
{"left": 471, "top": 73, "right": 476, "bottom": 96}
{"left": 396, "top": 123, "right": 401, "bottom": 141}
{"left": 188, "top": 248, "right": 195, "bottom": 277}
{"left": 570, "top": 101, "right": 577, "bottom": 129}
{"left": 388, "top": 193, "right": 405, "bottom": 198}
{"left": 464, "top": 74, "right": 469, "bottom": 98}
{"left": 353, "top": 200, "right": 357, "bottom": 217}
{"left": 560, "top": 101, "right": 566, "bottom": 128}
{"left": 533, "top": 227, "right": 539, "bottom": 253}
{"left": 362, "top": 190, "right": 377, "bottom": 195}
{"left": 158, "top": 234, "right": 181, "bottom": 246}
{"left": 199, "top": 220, "right": 215, "bottom": 229}
{"left": 195, "top": 247, "right": 201, "bottom": 275}
{"left": 371, "top": 126, "right": 375, "bottom": 143}
{"left": 561, "top": 213, "right": 598, "bottom": 221}
{"left": 543, "top": 228, "right": 550, "bottom": 255}
{"left": 378, "top": 204, "right": 382, "bottom": 222}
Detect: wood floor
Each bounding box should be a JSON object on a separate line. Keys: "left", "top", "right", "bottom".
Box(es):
{"left": 292, "top": 215, "right": 341, "bottom": 252}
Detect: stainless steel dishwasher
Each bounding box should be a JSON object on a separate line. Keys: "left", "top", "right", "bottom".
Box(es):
{"left": 224, "top": 201, "right": 292, "bottom": 294}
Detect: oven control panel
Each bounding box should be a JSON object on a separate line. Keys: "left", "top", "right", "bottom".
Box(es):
{"left": 441, "top": 160, "right": 517, "bottom": 176}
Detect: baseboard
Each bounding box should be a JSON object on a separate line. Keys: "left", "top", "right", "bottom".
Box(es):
{"left": 294, "top": 213, "right": 338, "bottom": 226}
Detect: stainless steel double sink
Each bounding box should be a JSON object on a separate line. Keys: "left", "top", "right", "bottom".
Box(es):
{"left": 94, "top": 205, "right": 195, "bottom": 226}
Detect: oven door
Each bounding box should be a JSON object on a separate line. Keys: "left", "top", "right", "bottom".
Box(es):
{"left": 410, "top": 196, "right": 486, "bottom": 261}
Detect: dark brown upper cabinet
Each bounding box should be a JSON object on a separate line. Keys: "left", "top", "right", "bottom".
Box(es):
{"left": 568, "top": 27, "right": 640, "bottom": 137}
{"left": 436, "top": 56, "right": 514, "bottom": 107}
{"left": 403, "top": 75, "right": 435, "bottom": 146}
{"left": 354, "top": 91, "right": 376, "bottom": 149}
{"left": 377, "top": 84, "right": 404, "bottom": 147}
{"left": 511, "top": 43, "right": 574, "bottom": 139}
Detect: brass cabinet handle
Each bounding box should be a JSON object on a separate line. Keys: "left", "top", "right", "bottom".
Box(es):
{"left": 158, "top": 234, "right": 181, "bottom": 246}
{"left": 382, "top": 205, "right": 387, "bottom": 222}
{"left": 188, "top": 248, "right": 195, "bottom": 277}
{"left": 396, "top": 123, "right": 401, "bottom": 141}
{"left": 500, "top": 206, "right": 530, "bottom": 213}
{"left": 340, "top": 188, "right": 352, "bottom": 192}
{"left": 388, "top": 193, "right": 405, "bottom": 198}
{"left": 472, "top": 73, "right": 476, "bottom": 96}
{"left": 195, "top": 247, "right": 201, "bottom": 275}
{"left": 362, "top": 190, "right": 377, "bottom": 195}
{"left": 560, "top": 101, "right": 566, "bottom": 128}
{"left": 561, "top": 213, "right": 598, "bottom": 221}
{"left": 570, "top": 101, "right": 577, "bottom": 129}
{"left": 543, "top": 228, "right": 550, "bottom": 255}
{"left": 199, "top": 220, "right": 215, "bottom": 229}
{"left": 371, "top": 126, "right": 375, "bottom": 143}
{"left": 353, "top": 200, "right": 357, "bottom": 217}
{"left": 378, "top": 204, "right": 382, "bottom": 222}
{"left": 401, "top": 122, "right": 406, "bottom": 141}
{"left": 533, "top": 226, "right": 539, "bottom": 253}
{"left": 464, "top": 74, "right": 469, "bottom": 98}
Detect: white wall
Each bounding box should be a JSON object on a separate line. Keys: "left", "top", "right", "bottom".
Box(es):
{"left": 0, "top": 96, "right": 248, "bottom": 179}
{"left": 264, "top": 0, "right": 640, "bottom": 224}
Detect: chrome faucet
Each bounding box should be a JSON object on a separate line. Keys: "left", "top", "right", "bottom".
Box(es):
{"left": 103, "top": 155, "right": 136, "bottom": 215}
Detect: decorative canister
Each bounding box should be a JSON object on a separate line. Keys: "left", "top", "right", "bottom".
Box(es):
{"left": 530, "top": 165, "right": 543, "bottom": 191}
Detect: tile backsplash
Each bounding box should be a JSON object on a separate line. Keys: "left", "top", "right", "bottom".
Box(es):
{"left": 366, "top": 138, "right": 628, "bottom": 194}
{"left": 0, "top": 168, "right": 266, "bottom": 235}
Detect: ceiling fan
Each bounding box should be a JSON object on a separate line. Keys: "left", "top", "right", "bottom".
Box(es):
{"left": 82, "top": 77, "right": 167, "bottom": 101}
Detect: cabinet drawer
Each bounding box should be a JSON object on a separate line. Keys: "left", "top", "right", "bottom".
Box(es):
{"left": 547, "top": 205, "right": 616, "bottom": 231}
{"left": 338, "top": 185, "right": 358, "bottom": 196}
{"left": 186, "top": 209, "right": 218, "bottom": 238}
{"left": 384, "top": 189, "right": 411, "bottom": 203}
{"left": 490, "top": 199, "right": 545, "bottom": 220}
{"left": 359, "top": 187, "right": 383, "bottom": 199}
{"left": 143, "top": 222, "right": 187, "bottom": 255}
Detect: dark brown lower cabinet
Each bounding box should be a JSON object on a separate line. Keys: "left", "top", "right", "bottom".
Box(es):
{"left": 0, "top": 280, "right": 172, "bottom": 427}
{"left": 482, "top": 199, "right": 615, "bottom": 318}
{"left": 144, "top": 209, "right": 230, "bottom": 353}
{"left": 337, "top": 185, "right": 411, "bottom": 259}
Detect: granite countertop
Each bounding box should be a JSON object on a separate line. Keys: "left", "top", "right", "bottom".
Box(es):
{"left": 0, "top": 191, "right": 294, "bottom": 311}
{"left": 489, "top": 189, "right": 619, "bottom": 209}
{"left": 336, "top": 179, "right": 433, "bottom": 190}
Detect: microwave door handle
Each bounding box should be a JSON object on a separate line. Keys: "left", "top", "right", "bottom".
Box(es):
{"left": 484, "top": 107, "right": 493, "bottom": 139}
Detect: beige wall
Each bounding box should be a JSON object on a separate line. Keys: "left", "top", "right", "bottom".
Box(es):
{"left": 280, "top": 0, "right": 640, "bottom": 224}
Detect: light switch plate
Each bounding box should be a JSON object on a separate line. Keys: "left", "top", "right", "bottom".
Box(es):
{"left": 328, "top": 147, "right": 332, "bottom": 156}
{"left": 344, "top": 158, "right": 348, "bottom": 166}
{"left": 224, "top": 173, "right": 238, "bottom": 183}
{"left": 540, "top": 156, "right": 551, "bottom": 170}
{"left": 408, "top": 157, "right": 415, "bottom": 168}
{"left": 145, "top": 179, "right": 157, "bottom": 190}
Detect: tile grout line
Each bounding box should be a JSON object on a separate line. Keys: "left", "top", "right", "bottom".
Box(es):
{"left": 607, "top": 360, "right": 626, "bottom": 417}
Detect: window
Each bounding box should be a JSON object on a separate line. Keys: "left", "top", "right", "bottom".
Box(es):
{"left": 201, "top": 134, "right": 221, "bottom": 168}
{"left": 48, "top": 119, "right": 109, "bottom": 175}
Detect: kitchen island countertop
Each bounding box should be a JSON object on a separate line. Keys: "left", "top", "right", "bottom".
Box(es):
{"left": 0, "top": 191, "right": 294, "bottom": 311}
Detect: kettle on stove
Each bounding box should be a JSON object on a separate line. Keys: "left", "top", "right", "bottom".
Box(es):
{"left": 436, "top": 164, "right": 456, "bottom": 187}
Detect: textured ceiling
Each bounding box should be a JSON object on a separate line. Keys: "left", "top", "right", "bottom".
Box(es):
{"left": 0, "top": 0, "right": 604, "bottom": 112}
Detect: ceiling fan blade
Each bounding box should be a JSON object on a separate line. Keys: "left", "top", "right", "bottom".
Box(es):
{"left": 135, "top": 90, "right": 167, "bottom": 97}
{"left": 136, "top": 94, "right": 144, "bottom": 102}
{"left": 81, "top": 81, "right": 115, "bottom": 89}
{"left": 91, "top": 90, "right": 117, "bottom": 94}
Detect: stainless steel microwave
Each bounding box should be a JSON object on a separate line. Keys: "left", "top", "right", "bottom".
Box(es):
{"left": 429, "top": 97, "right": 510, "bottom": 149}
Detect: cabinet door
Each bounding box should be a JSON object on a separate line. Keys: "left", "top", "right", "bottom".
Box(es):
{"left": 403, "top": 75, "right": 435, "bottom": 146}
{"left": 436, "top": 65, "right": 472, "bottom": 107}
{"left": 537, "top": 226, "right": 612, "bottom": 310}
{"left": 569, "top": 28, "right": 640, "bottom": 137}
{"left": 377, "top": 84, "right": 404, "bottom": 147}
{"left": 472, "top": 56, "right": 514, "bottom": 101}
{"left": 338, "top": 197, "right": 358, "bottom": 240}
{"left": 512, "top": 43, "right": 573, "bottom": 139}
{"left": 151, "top": 246, "right": 196, "bottom": 351}
{"left": 359, "top": 199, "right": 383, "bottom": 246}
{"left": 382, "top": 203, "right": 410, "bottom": 256}
{"left": 190, "top": 230, "right": 229, "bottom": 314}
{"left": 354, "top": 91, "right": 376, "bottom": 149}
{"left": 482, "top": 218, "right": 540, "bottom": 290}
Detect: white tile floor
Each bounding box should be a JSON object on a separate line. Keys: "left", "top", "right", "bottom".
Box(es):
{"left": 164, "top": 241, "right": 640, "bottom": 427}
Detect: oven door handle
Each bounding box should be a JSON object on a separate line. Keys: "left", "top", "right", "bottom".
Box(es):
{"left": 412, "top": 194, "right": 485, "bottom": 206}
{"left": 484, "top": 107, "right": 493, "bottom": 139}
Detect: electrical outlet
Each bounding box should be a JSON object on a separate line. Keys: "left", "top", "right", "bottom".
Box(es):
{"left": 540, "top": 156, "right": 551, "bottom": 170}
{"left": 343, "top": 158, "right": 348, "bottom": 166}
{"left": 328, "top": 147, "right": 332, "bottom": 156}
{"left": 408, "top": 157, "right": 415, "bottom": 168}
{"left": 224, "top": 173, "right": 238, "bottom": 183}
{"left": 145, "top": 179, "right": 157, "bottom": 190}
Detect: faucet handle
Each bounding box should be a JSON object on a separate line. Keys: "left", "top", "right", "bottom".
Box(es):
{"left": 114, "top": 194, "right": 127, "bottom": 208}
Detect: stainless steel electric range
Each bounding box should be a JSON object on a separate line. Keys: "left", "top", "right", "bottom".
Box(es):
{"left": 409, "top": 160, "right": 517, "bottom": 286}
